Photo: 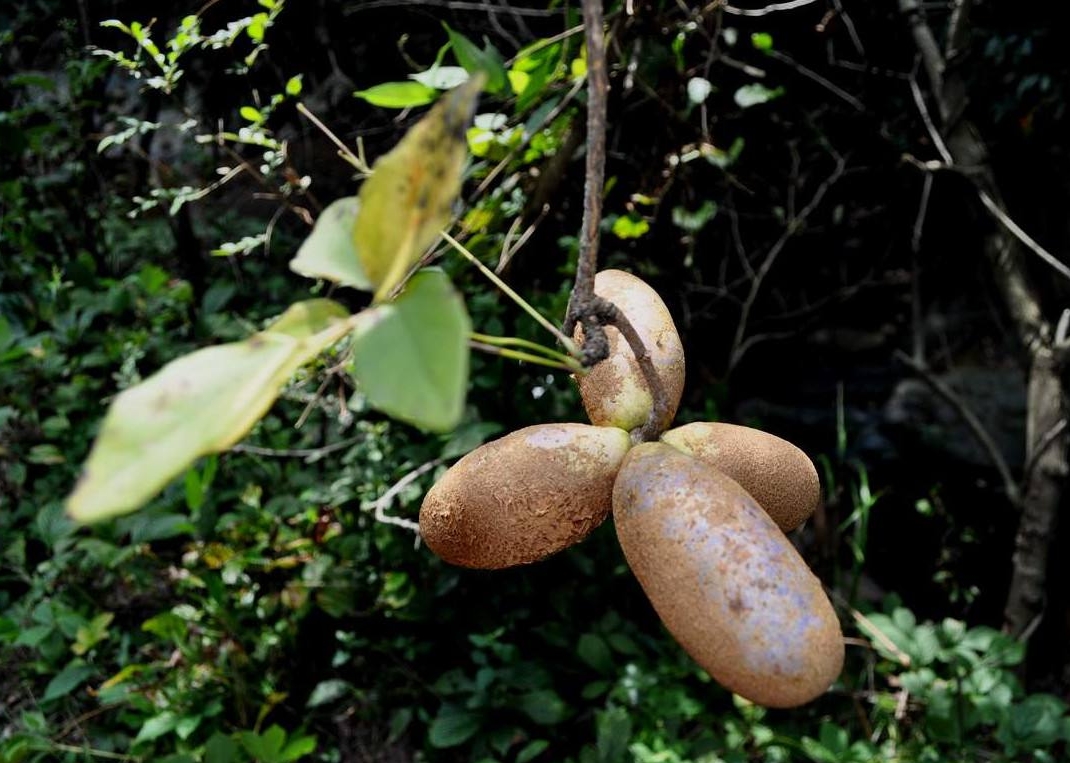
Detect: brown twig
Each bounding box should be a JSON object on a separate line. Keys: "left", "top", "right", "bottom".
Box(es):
{"left": 894, "top": 350, "right": 1020, "bottom": 505}
{"left": 728, "top": 148, "right": 846, "bottom": 371}
{"left": 563, "top": 0, "right": 671, "bottom": 443}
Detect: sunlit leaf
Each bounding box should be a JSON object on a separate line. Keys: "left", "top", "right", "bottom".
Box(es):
{"left": 349, "top": 269, "right": 469, "bottom": 432}
{"left": 734, "top": 83, "right": 784, "bottom": 108}
{"left": 687, "top": 76, "right": 713, "bottom": 104}
{"left": 444, "top": 24, "right": 508, "bottom": 94}
{"left": 354, "top": 81, "right": 437, "bottom": 108}
{"left": 611, "top": 215, "right": 650, "bottom": 239}
{"left": 289, "top": 197, "right": 372, "bottom": 289}
{"left": 354, "top": 75, "right": 483, "bottom": 302}
{"left": 411, "top": 65, "right": 470, "bottom": 90}
{"left": 66, "top": 300, "right": 352, "bottom": 522}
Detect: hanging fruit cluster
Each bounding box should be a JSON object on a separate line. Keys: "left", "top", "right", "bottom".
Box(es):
{"left": 420, "top": 270, "right": 843, "bottom": 708}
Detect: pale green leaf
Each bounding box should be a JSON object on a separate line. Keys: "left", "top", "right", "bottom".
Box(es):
{"left": 66, "top": 300, "right": 352, "bottom": 522}
{"left": 411, "top": 65, "right": 470, "bottom": 90}
{"left": 289, "top": 197, "right": 371, "bottom": 290}
{"left": 134, "top": 712, "right": 178, "bottom": 745}
{"left": 354, "top": 81, "right": 436, "bottom": 108}
{"left": 734, "top": 83, "right": 784, "bottom": 108}
{"left": 353, "top": 75, "right": 483, "bottom": 302}
{"left": 349, "top": 269, "right": 469, "bottom": 433}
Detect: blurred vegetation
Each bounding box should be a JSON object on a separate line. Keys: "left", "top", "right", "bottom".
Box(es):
{"left": 2, "top": 1, "right": 1070, "bottom": 761}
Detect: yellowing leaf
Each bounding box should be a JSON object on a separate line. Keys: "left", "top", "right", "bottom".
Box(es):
{"left": 66, "top": 300, "right": 352, "bottom": 523}
{"left": 354, "top": 74, "right": 484, "bottom": 302}
{"left": 289, "top": 197, "right": 371, "bottom": 290}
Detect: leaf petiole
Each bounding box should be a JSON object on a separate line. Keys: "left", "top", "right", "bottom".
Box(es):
{"left": 470, "top": 341, "right": 580, "bottom": 372}
{"left": 470, "top": 332, "right": 583, "bottom": 371}
{"left": 442, "top": 231, "right": 580, "bottom": 358}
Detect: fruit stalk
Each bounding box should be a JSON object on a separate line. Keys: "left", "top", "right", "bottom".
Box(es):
{"left": 566, "top": 0, "right": 672, "bottom": 443}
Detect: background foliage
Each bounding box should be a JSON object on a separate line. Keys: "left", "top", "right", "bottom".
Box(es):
{"left": 2, "top": 1, "right": 1070, "bottom": 761}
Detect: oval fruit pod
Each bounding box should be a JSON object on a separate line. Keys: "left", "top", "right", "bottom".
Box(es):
{"left": 661, "top": 422, "right": 821, "bottom": 532}
{"left": 613, "top": 442, "right": 843, "bottom": 708}
{"left": 574, "top": 270, "right": 685, "bottom": 437}
{"left": 420, "top": 423, "right": 631, "bottom": 569}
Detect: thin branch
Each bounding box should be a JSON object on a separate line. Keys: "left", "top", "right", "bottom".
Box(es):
{"left": 908, "top": 74, "right": 953, "bottom": 164}
{"left": 1023, "top": 418, "right": 1069, "bottom": 484}
{"left": 442, "top": 231, "right": 578, "bottom": 355}
{"left": 296, "top": 102, "right": 368, "bottom": 174}
{"left": 373, "top": 457, "right": 448, "bottom": 534}
{"left": 344, "top": 0, "right": 564, "bottom": 16}
{"left": 977, "top": 190, "right": 1070, "bottom": 283}
{"left": 894, "top": 350, "right": 1020, "bottom": 505}
{"left": 767, "top": 49, "right": 865, "bottom": 111}
{"left": 729, "top": 150, "right": 846, "bottom": 370}
{"left": 562, "top": 0, "right": 673, "bottom": 443}
{"left": 722, "top": 0, "right": 823, "bottom": 16}
{"left": 231, "top": 435, "right": 364, "bottom": 460}
{"left": 562, "top": 0, "right": 609, "bottom": 341}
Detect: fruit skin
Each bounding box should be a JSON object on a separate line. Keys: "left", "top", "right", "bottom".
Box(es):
{"left": 660, "top": 422, "right": 821, "bottom": 532}
{"left": 420, "top": 423, "right": 632, "bottom": 569}
{"left": 613, "top": 442, "right": 844, "bottom": 708}
{"left": 575, "top": 270, "right": 685, "bottom": 436}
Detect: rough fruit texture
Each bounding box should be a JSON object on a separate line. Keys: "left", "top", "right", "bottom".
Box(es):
{"left": 661, "top": 422, "right": 821, "bottom": 532}
{"left": 613, "top": 443, "right": 844, "bottom": 708}
{"left": 575, "top": 270, "right": 685, "bottom": 436}
{"left": 420, "top": 423, "right": 631, "bottom": 569}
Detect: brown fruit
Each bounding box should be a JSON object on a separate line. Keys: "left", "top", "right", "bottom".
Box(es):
{"left": 660, "top": 422, "right": 821, "bottom": 532}
{"left": 420, "top": 423, "right": 631, "bottom": 569}
{"left": 613, "top": 442, "right": 844, "bottom": 708}
{"left": 574, "top": 270, "right": 685, "bottom": 437}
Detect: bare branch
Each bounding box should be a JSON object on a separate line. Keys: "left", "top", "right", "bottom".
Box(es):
{"left": 894, "top": 350, "right": 1020, "bottom": 506}
{"left": 722, "top": 0, "right": 823, "bottom": 17}
{"left": 374, "top": 457, "right": 448, "bottom": 535}
{"left": 232, "top": 435, "right": 365, "bottom": 460}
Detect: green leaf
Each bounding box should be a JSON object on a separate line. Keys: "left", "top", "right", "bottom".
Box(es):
{"left": 517, "top": 740, "right": 550, "bottom": 763}
{"left": 428, "top": 705, "right": 481, "bottom": 748}
{"left": 734, "top": 83, "right": 785, "bottom": 108}
{"left": 354, "top": 81, "right": 437, "bottom": 108}
{"left": 306, "top": 679, "right": 352, "bottom": 708}
{"left": 72, "top": 612, "right": 114, "bottom": 656}
{"left": 672, "top": 200, "right": 719, "bottom": 232}
{"left": 134, "top": 712, "right": 179, "bottom": 745}
{"left": 411, "top": 65, "right": 470, "bottom": 90}
{"left": 686, "top": 77, "right": 713, "bottom": 104}
{"left": 444, "top": 24, "right": 509, "bottom": 94}
{"left": 66, "top": 299, "right": 352, "bottom": 522}
{"left": 517, "top": 690, "right": 568, "bottom": 726}
{"left": 611, "top": 215, "right": 650, "bottom": 239}
{"left": 349, "top": 269, "right": 470, "bottom": 432}
{"left": 240, "top": 725, "right": 287, "bottom": 761}
{"left": 577, "top": 633, "right": 614, "bottom": 675}
{"left": 205, "top": 732, "right": 240, "bottom": 763}
{"left": 751, "top": 32, "right": 774, "bottom": 51}
{"left": 353, "top": 76, "right": 483, "bottom": 301}
{"left": 285, "top": 75, "right": 303, "bottom": 96}
{"left": 240, "top": 106, "right": 263, "bottom": 123}
{"left": 595, "top": 706, "right": 631, "bottom": 763}
{"left": 289, "top": 197, "right": 372, "bottom": 290}
{"left": 42, "top": 662, "right": 95, "bottom": 702}
{"left": 280, "top": 734, "right": 317, "bottom": 762}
